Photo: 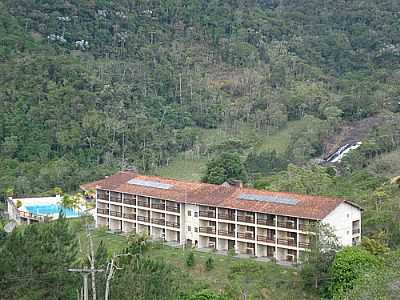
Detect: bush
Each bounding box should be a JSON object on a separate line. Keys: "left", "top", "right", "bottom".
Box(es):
{"left": 186, "top": 251, "right": 195, "bottom": 267}
{"left": 205, "top": 256, "right": 214, "bottom": 271}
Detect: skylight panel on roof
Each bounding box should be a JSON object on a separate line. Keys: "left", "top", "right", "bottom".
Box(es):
{"left": 127, "top": 179, "right": 174, "bottom": 190}
{"left": 239, "top": 193, "right": 298, "bottom": 206}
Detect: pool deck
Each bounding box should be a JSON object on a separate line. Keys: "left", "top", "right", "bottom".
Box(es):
{"left": 7, "top": 195, "right": 85, "bottom": 224}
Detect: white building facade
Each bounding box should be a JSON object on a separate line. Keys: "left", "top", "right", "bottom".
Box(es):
{"left": 83, "top": 171, "right": 362, "bottom": 263}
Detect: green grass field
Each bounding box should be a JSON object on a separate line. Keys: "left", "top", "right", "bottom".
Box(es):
{"left": 155, "top": 120, "right": 306, "bottom": 181}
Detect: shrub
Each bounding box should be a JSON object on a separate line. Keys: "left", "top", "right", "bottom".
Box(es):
{"left": 205, "top": 256, "right": 214, "bottom": 271}
{"left": 186, "top": 251, "right": 195, "bottom": 267}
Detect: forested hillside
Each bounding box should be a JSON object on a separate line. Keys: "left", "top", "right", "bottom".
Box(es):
{"left": 1, "top": 0, "right": 400, "bottom": 195}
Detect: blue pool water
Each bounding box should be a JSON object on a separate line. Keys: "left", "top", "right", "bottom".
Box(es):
{"left": 24, "top": 204, "right": 80, "bottom": 218}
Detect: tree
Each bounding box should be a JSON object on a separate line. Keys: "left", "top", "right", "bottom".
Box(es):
{"left": 342, "top": 251, "right": 400, "bottom": 300}
{"left": 327, "top": 247, "right": 381, "bottom": 299}
{"left": 202, "top": 152, "right": 248, "bottom": 185}
{"left": 0, "top": 215, "right": 79, "bottom": 299}
{"left": 300, "top": 223, "right": 340, "bottom": 292}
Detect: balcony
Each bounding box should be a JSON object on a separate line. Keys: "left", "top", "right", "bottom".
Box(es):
{"left": 137, "top": 200, "right": 150, "bottom": 208}
{"left": 151, "top": 203, "right": 165, "bottom": 210}
{"left": 352, "top": 228, "right": 360, "bottom": 234}
{"left": 97, "top": 190, "right": 109, "bottom": 201}
{"left": 199, "top": 211, "right": 216, "bottom": 218}
{"left": 137, "top": 215, "right": 150, "bottom": 223}
{"left": 237, "top": 215, "right": 255, "bottom": 224}
{"left": 298, "top": 223, "right": 312, "bottom": 231}
{"left": 277, "top": 221, "right": 296, "bottom": 230}
{"left": 166, "top": 205, "right": 180, "bottom": 213}
{"left": 124, "top": 198, "right": 136, "bottom": 206}
{"left": 151, "top": 218, "right": 165, "bottom": 226}
{"left": 199, "top": 227, "right": 216, "bottom": 234}
{"left": 237, "top": 232, "right": 255, "bottom": 240}
{"left": 110, "top": 211, "right": 122, "bottom": 217}
{"left": 277, "top": 238, "right": 297, "bottom": 247}
{"left": 299, "top": 241, "right": 311, "bottom": 249}
{"left": 218, "top": 229, "right": 235, "bottom": 238}
{"left": 123, "top": 213, "right": 136, "bottom": 220}
{"left": 218, "top": 213, "right": 235, "bottom": 221}
{"left": 257, "top": 218, "right": 275, "bottom": 226}
{"left": 257, "top": 235, "right": 275, "bottom": 243}
{"left": 97, "top": 208, "right": 109, "bottom": 215}
{"left": 166, "top": 221, "right": 180, "bottom": 228}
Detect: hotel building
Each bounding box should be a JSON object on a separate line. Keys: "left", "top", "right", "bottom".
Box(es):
{"left": 81, "top": 171, "right": 362, "bottom": 263}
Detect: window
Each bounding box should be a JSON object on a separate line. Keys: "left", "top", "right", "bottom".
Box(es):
{"left": 194, "top": 212, "right": 198, "bottom": 217}
{"left": 188, "top": 226, "right": 191, "bottom": 232}
{"left": 194, "top": 227, "right": 198, "bottom": 232}
{"left": 188, "top": 210, "right": 191, "bottom": 217}
{"left": 347, "top": 213, "right": 350, "bottom": 218}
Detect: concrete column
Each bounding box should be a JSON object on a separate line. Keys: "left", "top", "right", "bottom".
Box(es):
{"left": 215, "top": 208, "right": 219, "bottom": 250}
{"left": 274, "top": 214, "right": 278, "bottom": 259}
{"left": 234, "top": 209, "right": 238, "bottom": 254}
{"left": 254, "top": 213, "right": 258, "bottom": 257}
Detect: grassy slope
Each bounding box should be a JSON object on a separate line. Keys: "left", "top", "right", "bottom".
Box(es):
{"left": 156, "top": 120, "right": 305, "bottom": 181}
{"left": 75, "top": 224, "right": 316, "bottom": 300}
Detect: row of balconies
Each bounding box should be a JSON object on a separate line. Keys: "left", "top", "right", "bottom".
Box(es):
{"left": 198, "top": 226, "right": 311, "bottom": 248}
{"left": 198, "top": 206, "right": 313, "bottom": 231}
{"left": 98, "top": 191, "right": 181, "bottom": 213}
{"left": 99, "top": 191, "right": 316, "bottom": 231}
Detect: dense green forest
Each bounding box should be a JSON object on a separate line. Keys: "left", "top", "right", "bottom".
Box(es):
{"left": 1, "top": 1, "right": 400, "bottom": 299}
{"left": 1, "top": 0, "right": 400, "bottom": 195}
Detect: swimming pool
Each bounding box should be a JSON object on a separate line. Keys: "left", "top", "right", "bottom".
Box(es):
{"left": 24, "top": 204, "right": 80, "bottom": 218}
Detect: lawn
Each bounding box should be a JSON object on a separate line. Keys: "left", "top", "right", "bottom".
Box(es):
{"left": 73, "top": 220, "right": 316, "bottom": 300}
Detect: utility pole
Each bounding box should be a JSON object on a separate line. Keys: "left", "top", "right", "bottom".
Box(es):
{"left": 68, "top": 268, "right": 103, "bottom": 300}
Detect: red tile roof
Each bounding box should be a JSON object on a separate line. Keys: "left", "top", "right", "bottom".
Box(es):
{"left": 80, "top": 171, "right": 356, "bottom": 220}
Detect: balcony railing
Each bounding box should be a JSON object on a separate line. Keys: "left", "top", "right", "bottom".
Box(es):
{"left": 97, "top": 208, "right": 109, "bottom": 215}
{"left": 277, "top": 221, "right": 297, "bottom": 229}
{"left": 137, "top": 200, "right": 150, "bottom": 208}
{"left": 123, "top": 199, "right": 136, "bottom": 206}
{"left": 298, "top": 224, "right": 311, "bottom": 231}
{"left": 199, "top": 211, "right": 216, "bottom": 218}
{"left": 199, "top": 227, "right": 216, "bottom": 234}
{"left": 257, "top": 235, "right": 275, "bottom": 243}
{"left": 218, "top": 213, "right": 235, "bottom": 221}
{"left": 277, "top": 238, "right": 297, "bottom": 247}
{"left": 257, "top": 218, "right": 275, "bottom": 226}
{"left": 218, "top": 229, "right": 235, "bottom": 237}
{"left": 166, "top": 205, "right": 180, "bottom": 213}
{"left": 299, "top": 241, "right": 311, "bottom": 249}
{"left": 123, "top": 213, "right": 136, "bottom": 220}
{"left": 237, "top": 232, "right": 255, "bottom": 240}
{"left": 166, "top": 221, "right": 180, "bottom": 228}
{"left": 151, "top": 218, "right": 165, "bottom": 226}
{"left": 110, "top": 211, "right": 122, "bottom": 217}
{"left": 237, "top": 215, "right": 255, "bottom": 223}
{"left": 110, "top": 196, "right": 122, "bottom": 203}
{"left": 137, "top": 215, "right": 150, "bottom": 223}
{"left": 352, "top": 228, "right": 360, "bottom": 234}
{"left": 151, "top": 203, "right": 165, "bottom": 210}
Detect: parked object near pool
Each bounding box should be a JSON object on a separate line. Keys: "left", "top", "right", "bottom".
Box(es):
{"left": 7, "top": 195, "right": 85, "bottom": 225}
